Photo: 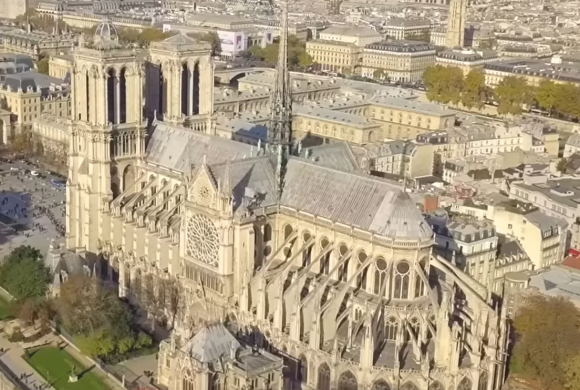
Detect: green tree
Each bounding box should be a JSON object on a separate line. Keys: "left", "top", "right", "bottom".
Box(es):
{"left": 372, "top": 68, "right": 388, "bottom": 80}
{"left": 535, "top": 80, "right": 558, "bottom": 115}
{"left": 188, "top": 32, "right": 220, "bottom": 55}
{"left": 511, "top": 295, "right": 580, "bottom": 389}
{"left": 461, "top": 70, "right": 487, "bottom": 109}
{"left": 423, "top": 65, "right": 464, "bottom": 104}
{"left": 563, "top": 353, "right": 580, "bottom": 390}
{"left": 0, "top": 246, "right": 51, "bottom": 301}
{"left": 56, "top": 276, "right": 146, "bottom": 360}
{"left": 116, "top": 27, "right": 175, "bottom": 46}
{"left": 56, "top": 275, "right": 133, "bottom": 337}
{"left": 553, "top": 83, "right": 580, "bottom": 120}
{"left": 494, "top": 76, "right": 533, "bottom": 116}
{"left": 248, "top": 45, "right": 265, "bottom": 59}
{"left": 15, "top": 9, "right": 65, "bottom": 34}
{"left": 262, "top": 44, "right": 280, "bottom": 65}
{"left": 298, "top": 52, "right": 313, "bottom": 68}
{"left": 36, "top": 58, "right": 49, "bottom": 75}
{"left": 557, "top": 157, "right": 569, "bottom": 173}
{"left": 562, "top": 354, "right": 580, "bottom": 390}
{"left": 76, "top": 329, "right": 116, "bottom": 358}
{"left": 252, "top": 35, "right": 306, "bottom": 67}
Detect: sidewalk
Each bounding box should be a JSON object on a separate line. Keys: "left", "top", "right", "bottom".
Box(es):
{"left": 0, "top": 332, "right": 52, "bottom": 390}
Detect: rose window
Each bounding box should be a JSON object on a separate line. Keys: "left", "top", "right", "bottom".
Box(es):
{"left": 196, "top": 185, "right": 211, "bottom": 206}
{"left": 186, "top": 214, "right": 219, "bottom": 267}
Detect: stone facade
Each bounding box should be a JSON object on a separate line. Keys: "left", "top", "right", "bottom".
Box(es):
{"left": 42, "top": 20, "right": 511, "bottom": 390}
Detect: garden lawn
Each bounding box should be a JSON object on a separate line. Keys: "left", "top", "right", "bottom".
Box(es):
{"left": 23, "top": 347, "right": 110, "bottom": 390}
{"left": 0, "top": 295, "right": 13, "bottom": 320}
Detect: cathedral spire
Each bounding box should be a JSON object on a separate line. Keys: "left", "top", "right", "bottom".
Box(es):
{"left": 268, "top": 0, "right": 292, "bottom": 199}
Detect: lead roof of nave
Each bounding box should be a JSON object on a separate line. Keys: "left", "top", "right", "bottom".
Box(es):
{"left": 145, "top": 122, "right": 434, "bottom": 242}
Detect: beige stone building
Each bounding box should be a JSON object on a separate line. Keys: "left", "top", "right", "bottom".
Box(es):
{"left": 293, "top": 104, "right": 382, "bottom": 144}
{"left": 366, "top": 96, "right": 455, "bottom": 139}
{"left": 493, "top": 201, "right": 567, "bottom": 270}
{"left": 361, "top": 40, "right": 436, "bottom": 82}
{"left": 484, "top": 57, "right": 580, "bottom": 89}
{"left": 306, "top": 40, "right": 362, "bottom": 74}
{"left": 49, "top": 54, "right": 73, "bottom": 79}
{"left": 319, "top": 25, "right": 383, "bottom": 47}
{"left": 435, "top": 49, "right": 498, "bottom": 75}
{"left": 353, "top": 140, "right": 435, "bottom": 179}
{"left": 426, "top": 212, "right": 498, "bottom": 286}
{"left": 383, "top": 18, "right": 432, "bottom": 41}
{"left": 0, "top": 72, "right": 70, "bottom": 144}
{"left": 35, "top": 20, "right": 510, "bottom": 390}
{"left": 0, "top": 28, "right": 76, "bottom": 61}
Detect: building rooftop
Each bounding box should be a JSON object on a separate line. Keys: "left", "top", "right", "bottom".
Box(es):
{"left": 385, "top": 17, "right": 431, "bottom": 28}
{"left": 485, "top": 58, "right": 580, "bottom": 84}
{"left": 437, "top": 49, "right": 498, "bottom": 62}
{"left": 369, "top": 95, "right": 456, "bottom": 117}
{"left": 365, "top": 40, "right": 435, "bottom": 53}
{"left": 2, "top": 71, "right": 68, "bottom": 92}
{"left": 321, "top": 25, "right": 382, "bottom": 38}
{"left": 513, "top": 178, "right": 580, "bottom": 210}
{"left": 294, "top": 104, "right": 378, "bottom": 128}
{"left": 307, "top": 39, "right": 360, "bottom": 48}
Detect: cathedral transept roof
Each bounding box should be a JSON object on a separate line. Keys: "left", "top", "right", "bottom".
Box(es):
{"left": 182, "top": 323, "right": 241, "bottom": 363}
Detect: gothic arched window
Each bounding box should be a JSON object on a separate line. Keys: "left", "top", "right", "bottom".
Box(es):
{"left": 372, "top": 379, "right": 391, "bottom": 390}
{"left": 415, "top": 259, "right": 427, "bottom": 298}
{"left": 429, "top": 381, "right": 444, "bottom": 390}
{"left": 319, "top": 238, "right": 330, "bottom": 275}
{"left": 458, "top": 377, "right": 472, "bottom": 390}
{"left": 356, "top": 251, "right": 367, "bottom": 290}
{"left": 318, "top": 363, "right": 331, "bottom": 390}
{"left": 401, "top": 382, "right": 419, "bottom": 390}
{"left": 394, "top": 261, "right": 410, "bottom": 299}
{"left": 263, "top": 224, "right": 272, "bottom": 242}
{"left": 385, "top": 316, "right": 398, "bottom": 340}
{"left": 478, "top": 372, "right": 488, "bottom": 390}
{"left": 298, "top": 355, "right": 308, "bottom": 383}
{"left": 182, "top": 373, "right": 194, "bottom": 390}
{"left": 302, "top": 231, "right": 312, "bottom": 266}
{"left": 338, "top": 371, "right": 358, "bottom": 390}
{"left": 374, "top": 258, "right": 387, "bottom": 295}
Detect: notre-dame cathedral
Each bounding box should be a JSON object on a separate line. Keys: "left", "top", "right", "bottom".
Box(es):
{"left": 40, "top": 8, "right": 510, "bottom": 390}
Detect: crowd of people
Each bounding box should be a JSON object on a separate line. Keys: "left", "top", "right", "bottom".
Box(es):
{"left": 0, "top": 172, "right": 66, "bottom": 239}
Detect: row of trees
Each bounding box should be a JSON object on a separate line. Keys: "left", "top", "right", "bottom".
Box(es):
{"left": 0, "top": 246, "right": 152, "bottom": 362}
{"left": 423, "top": 66, "right": 493, "bottom": 111}
{"left": 423, "top": 64, "right": 580, "bottom": 119}
{"left": 248, "top": 35, "right": 313, "bottom": 68}
{"left": 15, "top": 9, "right": 65, "bottom": 34}
{"left": 511, "top": 295, "right": 580, "bottom": 390}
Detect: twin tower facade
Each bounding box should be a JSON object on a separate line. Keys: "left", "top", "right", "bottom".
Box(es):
{"left": 66, "top": 22, "right": 215, "bottom": 253}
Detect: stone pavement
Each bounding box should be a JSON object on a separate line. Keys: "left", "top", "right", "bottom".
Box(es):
{"left": 0, "top": 330, "right": 52, "bottom": 390}
{"left": 0, "top": 160, "right": 66, "bottom": 259}
{"left": 114, "top": 353, "right": 158, "bottom": 389}
{"left": 0, "top": 319, "right": 126, "bottom": 390}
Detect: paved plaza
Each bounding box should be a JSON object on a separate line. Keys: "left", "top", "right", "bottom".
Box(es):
{"left": 0, "top": 160, "right": 66, "bottom": 259}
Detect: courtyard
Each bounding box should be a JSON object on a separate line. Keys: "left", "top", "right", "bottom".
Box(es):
{"left": 24, "top": 347, "right": 110, "bottom": 390}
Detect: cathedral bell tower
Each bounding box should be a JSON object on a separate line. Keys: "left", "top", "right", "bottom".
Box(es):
{"left": 66, "top": 20, "right": 146, "bottom": 254}
{"left": 147, "top": 34, "right": 214, "bottom": 126}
